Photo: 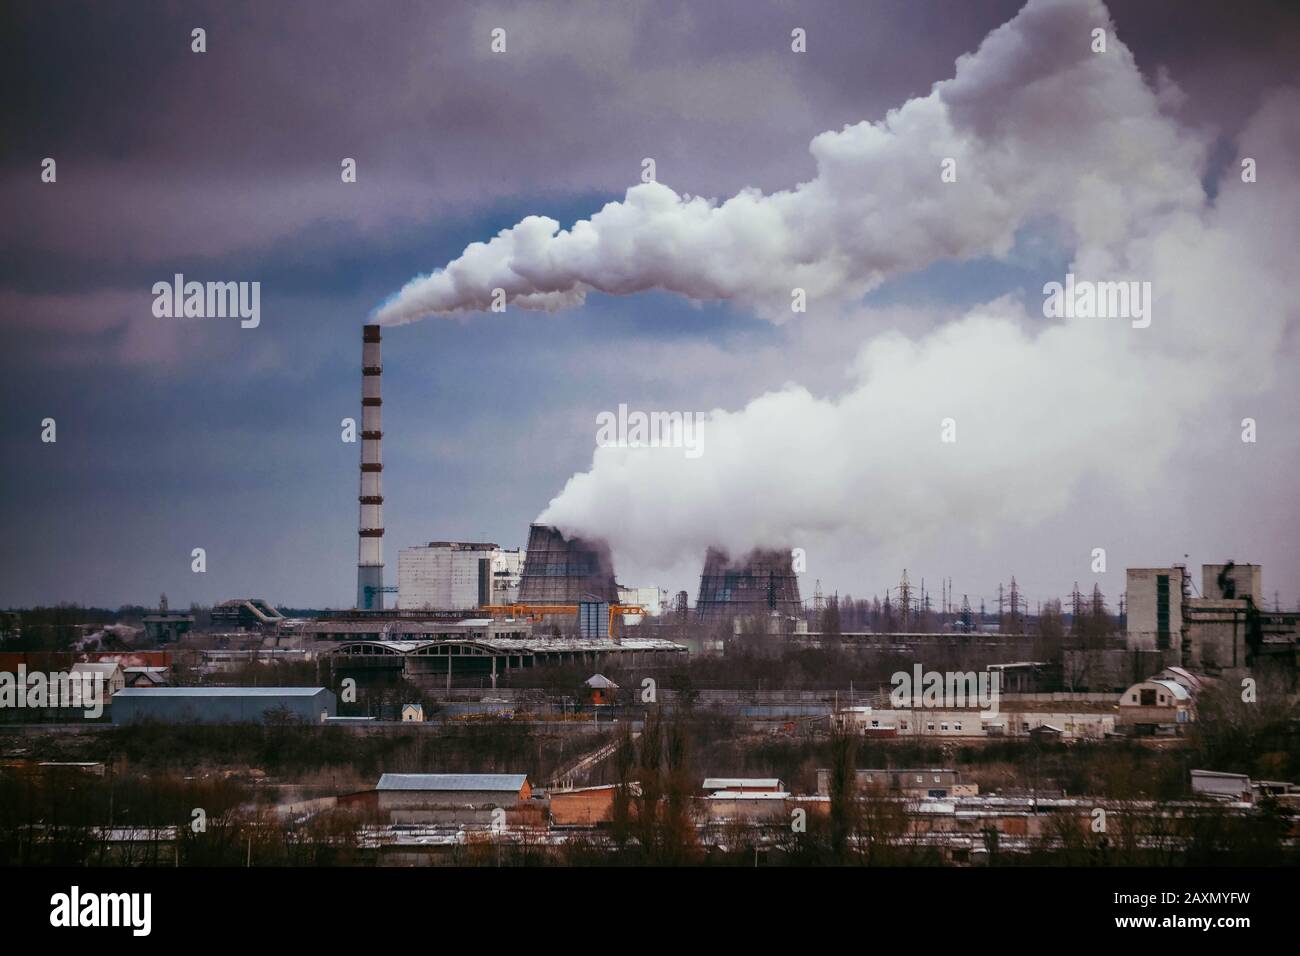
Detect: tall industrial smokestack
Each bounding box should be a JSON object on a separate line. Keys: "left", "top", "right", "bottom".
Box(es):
{"left": 357, "top": 324, "right": 385, "bottom": 609}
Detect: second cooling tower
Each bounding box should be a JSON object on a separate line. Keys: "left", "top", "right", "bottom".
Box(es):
{"left": 695, "top": 547, "right": 802, "bottom": 620}
{"left": 517, "top": 524, "right": 619, "bottom": 604}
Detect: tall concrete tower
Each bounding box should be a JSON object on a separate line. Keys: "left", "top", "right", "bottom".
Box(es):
{"left": 357, "top": 324, "right": 385, "bottom": 609}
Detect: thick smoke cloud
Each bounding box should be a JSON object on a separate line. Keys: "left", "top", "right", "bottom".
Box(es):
{"left": 380, "top": 0, "right": 1300, "bottom": 574}
{"left": 376, "top": 0, "right": 1201, "bottom": 325}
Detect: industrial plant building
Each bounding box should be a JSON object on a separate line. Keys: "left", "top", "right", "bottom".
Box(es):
{"left": 210, "top": 598, "right": 285, "bottom": 629}
{"left": 398, "top": 542, "right": 497, "bottom": 610}
{"left": 296, "top": 617, "right": 532, "bottom": 643}
{"left": 111, "top": 687, "right": 337, "bottom": 724}
{"left": 816, "top": 768, "right": 974, "bottom": 799}
{"left": 340, "top": 773, "right": 537, "bottom": 825}
{"left": 619, "top": 585, "right": 664, "bottom": 617}
{"left": 376, "top": 772, "right": 531, "bottom": 806}
{"left": 834, "top": 705, "right": 1117, "bottom": 740}
{"left": 1125, "top": 562, "right": 1298, "bottom": 673}
{"left": 141, "top": 595, "right": 194, "bottom": 644}
{"left": 492, "top": 548, "right": 525, "bottom": 604}
{"left": 325, "top": 630, "right": 687, "bottom": 685}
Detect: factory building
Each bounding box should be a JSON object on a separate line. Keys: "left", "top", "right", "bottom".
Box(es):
{"left": 340, "top": 773, "right": 536, "bottom": 825}
{"left": 210, "top": 598, "right": 285, "bottom": 629}
{"left": 325, "top": 629, "right": 687, "bottom": 685}
{"left": 141, "top": 594, "right": 194, "bottom": 644}
{"left": 703, "top": 777, "right": 785, "bottom": 795}
{"left": 618, "top": 585, "right": 664, "bottom": 617}
{"left": 1124, "top": 567, "right": 1187, "bottom": 654}
{"left": 696, "top": 547, "right": 802, "bottom": 621}
{"left": 376, "top": 772, "right": 531, "bottom": 807}
{"left": 518, "top": 524, "right": 619, "bottom": 604}
{"left": 492, "top": 547, "right": 526, "bottom": 604}
{"left": 549, "top": 784, "right": 626, "bottom": 826}
{"left": 111, "top": 687, "right": 337, "bottom": 724}
{"left": 297, "top": 617, "right": 530, "bottom": 643}
{"left": 1126, "top": 562, "right": 1298, "bottom": 672}
{"left": 815, "top": 768, "right": 974, "bottom": 799}
{"left": 834, "top": 705, "right": 1116, "bottom": 740}
{"left": 398, "top": 542, "right": 497, "bottom": 610}
{"left": 1203, "top": 563, "right": 1262, "bottom": 603}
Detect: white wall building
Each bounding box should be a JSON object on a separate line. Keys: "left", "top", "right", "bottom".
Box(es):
{"left": 618, "top": 585, "right": 664, "bottom": 619}
{"left": 398, "top": 542, "right": 496, "bottom": 610}
{"left": 836, "top": 706, "right": 1115, "bottom": 740}
{"left": 491, "top": 547, "right": 525, "bottom": 604}
{"left": 401, "top": 703, "right": 425, "bottom": 722}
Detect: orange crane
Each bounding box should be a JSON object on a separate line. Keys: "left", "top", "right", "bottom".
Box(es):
{"left": 479, "top": 603, "right": 647, "bottom": 639}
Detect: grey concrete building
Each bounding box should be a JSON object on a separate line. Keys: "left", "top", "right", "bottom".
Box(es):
{"left": 1125, "top": 567, "right": 1186, "bottom": 657}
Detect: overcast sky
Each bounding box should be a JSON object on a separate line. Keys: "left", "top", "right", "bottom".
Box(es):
{"left": 2, "top": 0, "right": 1298, "bottom": 612}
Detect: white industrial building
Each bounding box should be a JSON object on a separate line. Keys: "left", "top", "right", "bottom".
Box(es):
{"left": 491, "top": 547, "right": 525, "bottom": 604}
{"left": 618, "top": 585, "right": 664, "bottom": 617}
{"left": 398, "top": 542, "right": 497, "bottom": 610}
{"left": 835, "top": 706, "right": 1116, "bottom": 740}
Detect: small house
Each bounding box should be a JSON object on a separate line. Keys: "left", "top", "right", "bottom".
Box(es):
{"left": 584, "top": 673, "right": 619, "bottom": 706}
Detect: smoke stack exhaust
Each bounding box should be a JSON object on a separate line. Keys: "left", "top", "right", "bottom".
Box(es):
{"left": 357, "top": 324, "right": 385, "bottom": 609}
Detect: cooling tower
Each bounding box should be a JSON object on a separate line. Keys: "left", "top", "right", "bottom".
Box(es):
{"left": 517, "top": 524, "right": 619, "bottom": 604}
{"left": 695, "top": 547, "right": 803, "bottom": 620}
{"left": 356, "top": 324, "right": 385, "bottom": 609}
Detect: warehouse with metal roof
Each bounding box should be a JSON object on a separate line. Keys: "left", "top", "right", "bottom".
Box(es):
{"left": 367, "top": 773, "right": 533, "bottom": 813}
{"left": 111, "top": 686, "right": 337, "bottom": 724}
{"left": 326, "top": 633, "right": 686, "bottom": 684}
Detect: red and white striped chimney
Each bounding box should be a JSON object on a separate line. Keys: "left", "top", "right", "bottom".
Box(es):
{"left": 357, "top": 324, "right": 385, "bottom": 609}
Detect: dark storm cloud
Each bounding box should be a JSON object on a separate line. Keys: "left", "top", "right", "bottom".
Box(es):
{"left": 3, "top": 0, "right": 1293, "bottom": 272}
{"left": 0, "top": 0, "right": 1297, "bottom": 607}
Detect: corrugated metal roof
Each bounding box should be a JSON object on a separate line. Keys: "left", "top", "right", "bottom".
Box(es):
{"left": 702, "top": 777, "right": 782, "bottom": 790}
{"left": 1149, "top": 679, "right": 1191, "bottom": 700}
{"left": 327, "top": 636, "right": 685, "bottom": 653}
{"left": 1191, "top": 769, "right": 1249, "bottom": 781}
{"left": 377, "top": 773, "right": 528, "bottom": 792}
{"left": 112, "top": 687, "right": 328, "bottom": 698}
{"left": 708, "top": 791, "right": 791, "bottom": 800}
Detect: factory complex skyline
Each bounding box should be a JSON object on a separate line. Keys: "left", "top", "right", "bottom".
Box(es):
{"left": 4, "top": 0, "right": 1299, "bottom": 612}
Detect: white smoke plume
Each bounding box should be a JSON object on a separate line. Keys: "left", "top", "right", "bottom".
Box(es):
{"left": 379, "top": 0, "right": 1300, "bottom": 574}
{"left": 376, "top": 0, "right": 1200, "bottom": 326}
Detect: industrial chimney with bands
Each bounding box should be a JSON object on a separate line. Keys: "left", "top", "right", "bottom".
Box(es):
{"left": 357, "top": 324, "right": 385, "bottom": 609}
